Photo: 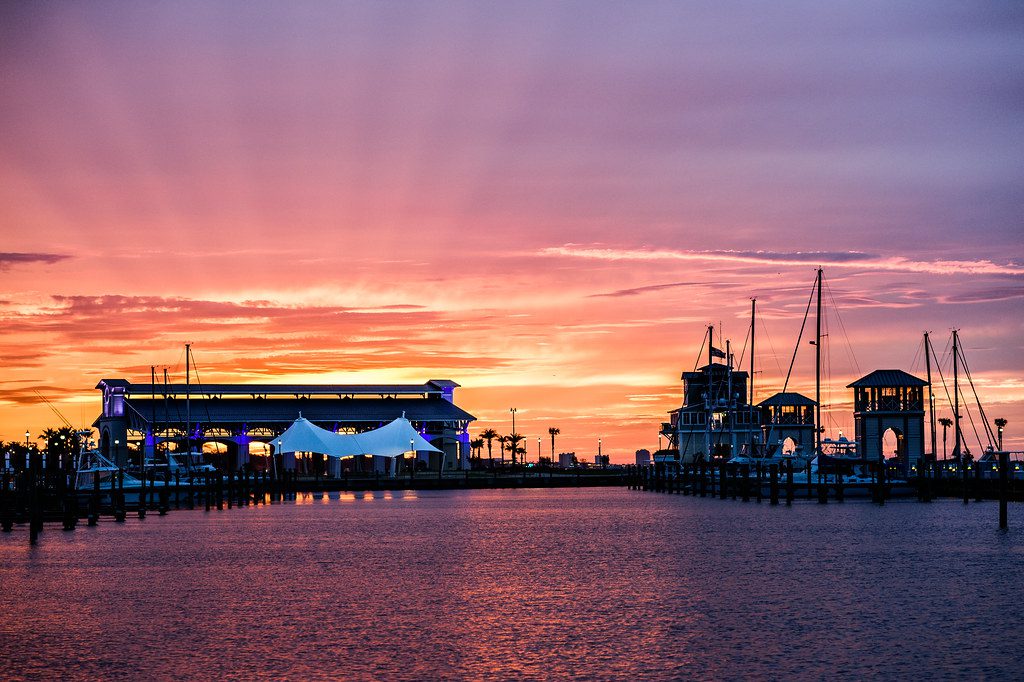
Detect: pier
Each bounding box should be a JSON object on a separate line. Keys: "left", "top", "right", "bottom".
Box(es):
{"left": 628, "top": 454, "right": 1021, "bottom": 530}
{"left": 0, "top": 462, "right": 630, "bottom": 545}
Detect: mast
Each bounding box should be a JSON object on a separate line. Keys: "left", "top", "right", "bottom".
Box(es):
{"left": 163, "top": 368, "right": 169, "bottom": 462}
{"left": 726, "top": 338, "right": 733, "bottom": 458}
{"left": 185, "top": 343, "right": 191, "bottom": 457}
{"left": 924, "top": 332, "right": 936, "bottom": 459}
{"left": 706, "top": 324, "right": 713, "bottom": 460}
{"left": 149, "top": 365, "right": 156, "bottom": 475}
{"left": 750, "top": 298, "right": 756, "bottom": 456}
{"left": 814, "top": 268, "right": 822, "bottom": 457}
{"left": 953, "top": 330, "right": 961, "bottom": 459}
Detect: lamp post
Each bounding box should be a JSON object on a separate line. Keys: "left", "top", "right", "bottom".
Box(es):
{"left": 598, "top": 438, "right": 603, "bottom": 468}
{"left": 25, "top": 430, "right": 30, "bottom": 470}
{"left": 410, "top": 438, "right": 415, "bottom": 478}
{"left": 537, "top": 437, "right": 541, "bottom": 465}
{"left": 276, "top": 439, "right": 282, "bottom": 479}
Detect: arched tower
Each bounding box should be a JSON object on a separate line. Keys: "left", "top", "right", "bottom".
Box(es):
{"left": 848, "top": 370, "right": 926, "bottom": 476}
{"left": 758, "top": 392, "right": 816, "bottom": 457}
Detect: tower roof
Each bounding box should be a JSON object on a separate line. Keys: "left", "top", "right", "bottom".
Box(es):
{"left": 847, "top": 369, "right": 927, "bottom": 388}
{"left": 757, "top": 392, "right": 816, "bottom": 407}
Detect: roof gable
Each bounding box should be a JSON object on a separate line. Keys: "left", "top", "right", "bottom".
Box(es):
{"left": 847, "top": 369, "right": 927, "bottom": 388}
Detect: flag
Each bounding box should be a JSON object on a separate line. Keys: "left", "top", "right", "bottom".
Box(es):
{"left": 710, "top": 346, "right": 727, "bottom": 359}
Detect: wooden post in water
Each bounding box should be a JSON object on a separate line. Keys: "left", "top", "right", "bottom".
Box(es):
{"left": 719, "top": 463, "right": 727, "bottom": 500}
{"left": 785, "top": 459, "right": 794, "bottom": 506}
{"left": 61, "top": 472, "right": 76, "bottom": 531}
{"left": 741, "top": 464, "right": 750, "bottom": 502}
{"left": 835, "top": 461, "right": 844, "bottom": 503}
{"left": 204, "top": 473, "right": 211, "bottom": 512}
{"left": 28, "top": 463, "right": 40, "bottom": 545}
{"left": 159, "top": 469, "right": 169, "bottom": 515}
{"left": 755, "top": 462, "right": 763, "bottom": 503}
{"left": 0, "top": 469, "right": 11, "bottom": 532}
{"left": 999, "top": 451, "right": 1009, "bottom": 530}
{"left": 138, "top": 469, "right": 147, "bottom": 519}
{"left": 974, "top": 462, "right": 983, "bottom": 503}
{"left": 962, "top": 460, "right": 970, "bottom": 505}
{"left": 114, "top": 469, "right": 126, "bottom": 522}
{"left": 89, "top": 472, "right": 99, "bottom": 526}
{"left": 769, "top": 464, "right": 779, "bottom": 505}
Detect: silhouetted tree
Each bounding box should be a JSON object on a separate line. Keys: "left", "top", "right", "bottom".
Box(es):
{"left": 938, "top": 417, "right": 953, "bottom": 459}
{"left": 504, "top": 433, "right": 524, "bottom": 466}
{"left": 480, "top": 428, "right": 499, "bottom": 467}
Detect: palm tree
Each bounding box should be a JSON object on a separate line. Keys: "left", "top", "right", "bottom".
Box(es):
{"left": 470, "top": 438, "right": 484, "bottom": 466}
{"left": 994, "top": 418, "right": 1007, "bottom": 451}
{"left": 504, "top": 433, "right": 524, "bottom": 466}
{"left": 480, "top": 428, "right": 499, "bottom": 467}
{"left": 938, "top": 417, "right": 953, "bottom": 459}
{"left": 548, "top": 427, "right": 560, "bottom": 462}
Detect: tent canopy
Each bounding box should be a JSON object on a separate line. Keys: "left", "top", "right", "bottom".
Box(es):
{"left": 275, "top": 416, "right": 441, "bottom": 458}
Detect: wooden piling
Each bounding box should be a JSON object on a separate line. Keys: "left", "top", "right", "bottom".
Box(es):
{"left": 834, "top": 462, "right": 844, "bottom": 503}
{"left": 962, "top": 460, "right": 970, "bottom": 505}
{"left": 769, "top": 464, "right": 779, "bottom": 506}
{"left": 999, "top": 451, "right": 1009, "bottom": 530}
{"left": 719, "top": 463, "right": 727, "bottom": 500}
{"left": 741, "top": 464, "right": 750, "bottom": 502}
{"left": 1, "top": 469, "right": 11, "bottom": 532}
{"left": 113, "top": 470, "right": 127, "bottom": 522}
{"left": 755, "top": 463, "right": 763, "bottom": 503}
{"left": 974, "top": 463, "right": 983, "bottom": 503}
{"left": 89, "top": 472, "right": 99, "bottom": 526}
{"left": 137, "top": 470, "right": 147, "bottom": 519}
{"left": 785, "top": 460, "right": 794, "bottom": 506}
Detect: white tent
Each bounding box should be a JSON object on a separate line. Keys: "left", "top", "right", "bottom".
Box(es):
{"left": 352, "top": 417, "right": 442, "bottom": 457}
{"left": 275, "top": 415, "right": 441, "bottom": 459}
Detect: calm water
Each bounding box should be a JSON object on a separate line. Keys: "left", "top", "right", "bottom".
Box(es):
{"left": 1, "top": 489, "right": 1022, "bottom": 680}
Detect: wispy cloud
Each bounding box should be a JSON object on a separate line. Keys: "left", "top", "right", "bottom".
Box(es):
{"left": 540, "top": 245, "right": 1024, "bottom": 277}
{"left": 0, "top": 252, "right": 70, "bottom": 271}
{"left": 589, "top": 281, "right": 708, "bottom": 298}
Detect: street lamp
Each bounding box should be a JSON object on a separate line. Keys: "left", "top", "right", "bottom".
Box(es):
{"left": 25, "top": 430, "right": 30, "bottom": 469}
{"left": 599, "top": 438, "right": 603, "bottom": 468}
{"left": 537, "top": 437, "right": 541, "bottom": 464}
{"left": 276, "top": 439, "right": 282, "bottom": 479}
{"left": 410, "top": 438, "right": 415, "bottom": 477}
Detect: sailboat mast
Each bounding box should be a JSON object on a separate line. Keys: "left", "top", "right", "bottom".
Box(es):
{"left": 953, "top": 330, "right": 961, "bottom": 459}
{"left": 726, "top": 338, "right": 733, "bottom": 457}
{"left": 750, "top": 298, "right": 756, "bottom": 456}
{"left": 815, "top": 268, "right": 822, "bottom": 457}
{"left": 706, "top": 324, "right": 713, "bottom": 460}
{"left": 163, "top": 368, "right": 169, "bottom": 460}
{"left": 185, "top": 343, "right": 191, "bottom": 456}
{"left": 924, "top": 332, "right": 936, "bottom": 459}
{"left": 149, "top": 365, "right": 156, "bottom": 474}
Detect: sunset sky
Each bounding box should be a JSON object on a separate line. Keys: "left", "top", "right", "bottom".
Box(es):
{"left": 1, "top": 1, "right": 1022, "bottom": 460}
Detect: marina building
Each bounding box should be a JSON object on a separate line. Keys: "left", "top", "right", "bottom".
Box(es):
{"left": 93, "top": 379, "right": 475, "bottom": 471}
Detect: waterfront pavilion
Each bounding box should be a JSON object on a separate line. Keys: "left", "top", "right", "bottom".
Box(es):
{"left": 93, "top": 379, "right": 474, "bottom": 472}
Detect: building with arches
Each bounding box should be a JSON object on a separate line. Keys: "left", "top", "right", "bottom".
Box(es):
{"left": 848, "top": 369, "right": 926, "bottom": 475}
{"left": 93, "top": 378, "right": 474, "bottom": 471}
{"left": 758, "top": 392, "right": 816, "bottom": 456}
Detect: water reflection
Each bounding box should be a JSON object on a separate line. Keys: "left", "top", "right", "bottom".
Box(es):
{"left": 0, "top": 491, "right": 1021, "bottom": 679}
